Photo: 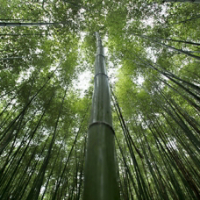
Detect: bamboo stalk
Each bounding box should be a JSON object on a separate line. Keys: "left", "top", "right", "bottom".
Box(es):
{"left": 83, "top": 32, "right": 120, "bottom": 200}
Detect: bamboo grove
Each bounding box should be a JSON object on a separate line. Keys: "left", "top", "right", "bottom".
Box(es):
{"left": 0, "top": 0, "right": 200, "bottom": 199}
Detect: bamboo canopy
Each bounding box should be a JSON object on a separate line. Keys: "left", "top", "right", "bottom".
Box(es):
{"left": 0, "top": 1, "right": 200, "bottom": 199}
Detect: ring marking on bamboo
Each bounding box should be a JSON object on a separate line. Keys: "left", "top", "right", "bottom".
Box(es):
{"left": 88, "top": 121, "right": 115, "bottom": 135}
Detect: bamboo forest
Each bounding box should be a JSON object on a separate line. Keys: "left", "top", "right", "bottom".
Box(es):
{"left": 0, "top": 0, "right": 200, "bottom": 199}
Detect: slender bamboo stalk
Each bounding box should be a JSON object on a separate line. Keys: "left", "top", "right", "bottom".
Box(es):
{"left": 138, "top": 35, "right": 200, "bottom": 61}
{"left": 0, "top": 21, "right": 71, "bottom": 27}
{"left": 0, "top": 33, "right": 47, "bottom": 37}
{"left": 163, "top": 0, "right": 200, "bottom": 3}
{"left": 0, "top": 57, "right": 23, "bottom": 60}
{"left": 83, "top": 32, "right": 120, "bottom": 200}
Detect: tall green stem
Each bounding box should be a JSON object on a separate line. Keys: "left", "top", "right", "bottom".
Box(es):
{"left": 83, "top": 32, "right": 120, "bottom": 200}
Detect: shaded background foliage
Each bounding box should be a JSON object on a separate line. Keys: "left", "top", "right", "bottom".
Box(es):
{"left": 0, "top": 0, "right": 200, "bottom": 199}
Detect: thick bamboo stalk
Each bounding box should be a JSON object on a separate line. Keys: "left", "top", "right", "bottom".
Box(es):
{"left": 83, "top": 32, "right": 120, "bottom": 200}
